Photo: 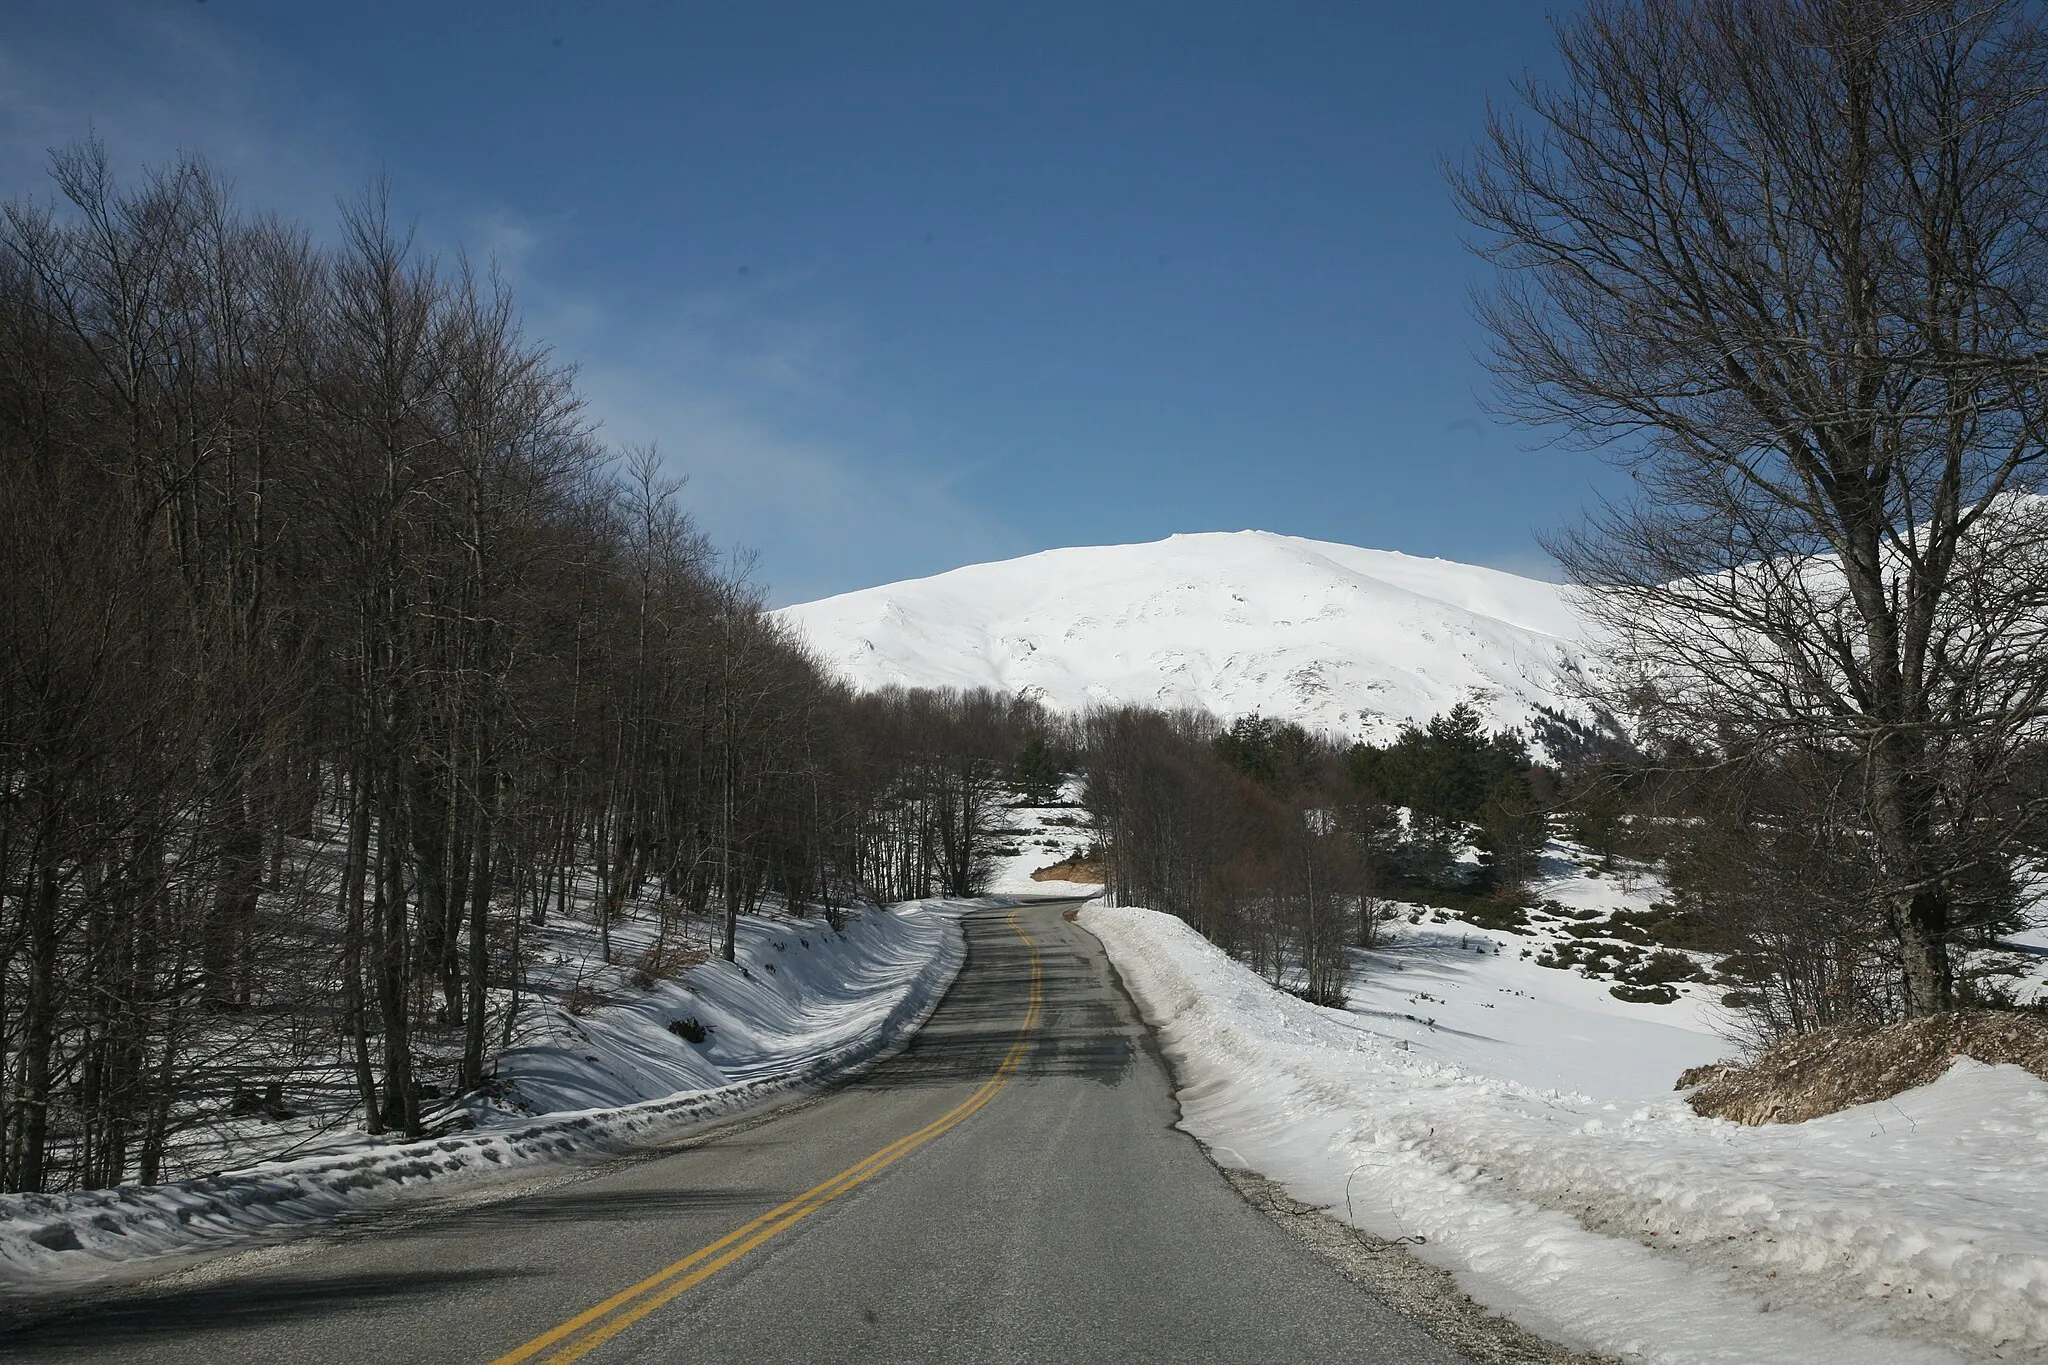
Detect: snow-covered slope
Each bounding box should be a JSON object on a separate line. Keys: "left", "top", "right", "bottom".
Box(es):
{"left": 775, "top": 531, "right": 1591, "bottom": 742}
{"left": 1084, "top": 904, "right": 2038, "bottom": 1363}
{"left": 0, "top": 901, "right": 974, "bottom": 1297}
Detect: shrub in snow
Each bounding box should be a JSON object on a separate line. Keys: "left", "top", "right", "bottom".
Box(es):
{"left": 1609, "top": 983, "right": 1679, "bottom": 1005}
{"left": 1684, "top": 1008, "right": 2048, "bottom": 1125}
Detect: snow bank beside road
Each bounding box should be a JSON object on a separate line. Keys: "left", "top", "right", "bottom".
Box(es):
{"left": 491, "top": 900, "right": 969, "bottom": 1114}
{"left": 1085, "top": 903, "right": 2048, "bottom": 1364}
{"left": 0, "top": 900, "right": 974, "bottom": 1297}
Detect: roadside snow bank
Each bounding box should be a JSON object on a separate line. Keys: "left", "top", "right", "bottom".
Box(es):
{"left": 1085, "top": 903, "right": 2048, "bottom": 1364}
{"left": 0, "top": 899, "right": 975, "bottom": 1297}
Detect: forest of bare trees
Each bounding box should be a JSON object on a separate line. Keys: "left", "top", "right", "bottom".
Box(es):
{"left": 0, "top": 145, "right": 1042, "bottom": 1194}
{"left": 1082, "top": 708, "right": 1477, "bottom": 1006}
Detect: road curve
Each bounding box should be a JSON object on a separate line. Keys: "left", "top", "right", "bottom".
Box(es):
{"left": 2, "top": 903, "right": 1468, "bottom": 1364}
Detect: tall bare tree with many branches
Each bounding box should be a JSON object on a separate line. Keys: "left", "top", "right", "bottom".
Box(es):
{"left": 1456, "top": 0, "right": 2048, "bottom": 1015}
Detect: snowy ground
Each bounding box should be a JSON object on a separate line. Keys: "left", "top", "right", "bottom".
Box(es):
{"left": 0, "top": 897, "right": 983, "bottom": 1299}
{"left": 1986, "top": 918, "right": 2048, "bottom": 1006}
{"left": 983, "top": 787, "right": 1104, "bottom": 899}
{"left": 1350, "top": 912, "right": 1727, "bottom": 1103}
{"left": 1353, "top": 847, "right": 1731, "bottom": 1101}
{"left": 1086, "top": 897, "right": 2048, "bottom": 1363}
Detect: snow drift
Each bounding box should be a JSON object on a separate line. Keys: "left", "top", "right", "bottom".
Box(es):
{"left": 1084, "top": 902, "right": 2048, "bottom": 1364}
{"left": 775, "top": 531, "right": 1592, "bottom": 744}
{"left": 0, "top": 900, "right": 973, "bottom": 1298}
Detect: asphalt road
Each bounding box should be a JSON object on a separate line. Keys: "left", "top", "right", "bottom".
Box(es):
{"left": 2, "top": 903, "right": 1468, "bottom": 1364}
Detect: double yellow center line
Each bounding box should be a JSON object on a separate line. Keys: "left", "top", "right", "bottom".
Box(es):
{"left": 490, "top": 911, "right": 1043, "bottom": 1365}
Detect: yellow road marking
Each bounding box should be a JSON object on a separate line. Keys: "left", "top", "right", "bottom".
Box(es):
{"left": 489, "top": 911, "right": 1044, "bottom": 1365}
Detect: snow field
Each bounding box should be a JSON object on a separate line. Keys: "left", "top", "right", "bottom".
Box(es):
{"left": 0, "top": 898, "right": 978, "bottom": 1298}
{"left": 981, "top": 787, "right": 1104, "bottom": 898}
{"left": 1347, "top": 912, "right": 1728, "bottom": 1101}
{"left": 1085, "top": 903, "right": 2048, "bottom": 1363}
{"left": 1353, "top": 846, "right": 1731, "bottom": 1100}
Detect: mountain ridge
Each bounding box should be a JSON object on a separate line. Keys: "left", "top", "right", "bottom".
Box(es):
{"left": 773, "top": 530, "right": 1595, "bottom": 745}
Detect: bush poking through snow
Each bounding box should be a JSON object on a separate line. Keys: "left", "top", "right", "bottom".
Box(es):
{"left": 562, "top": 982, "right": 611, "bottom": 1018}
{"left": 1535, "top": 940, "right": 1704, "bottom": 1002}
{"left": 1444, "top": 898, "right": 1531, "bottom": 936}
{"left": 1609, "top": 982, "right": 1679, "bottom": 1005}
{"left": 1683, "top": 1008, "right": 2048, "bottom": 1124}
{"left": 667, "top": 1017, "right": 710, "bottom": 1044}
{"left": 629, "top": 941, "right": 706, "bottom": 992}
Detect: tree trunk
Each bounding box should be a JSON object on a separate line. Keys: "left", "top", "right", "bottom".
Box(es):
{"left": 339, "top": 763, "right": 382, "bottom": 1132}
{"left": 461, "top": 770, "right": 495, "bottom": 1089}
{"left": 373, "top": 798, "right": 417, "bottom": 1135}
{"left": 15, "top": 832, "right": 62, "bottom": 1192}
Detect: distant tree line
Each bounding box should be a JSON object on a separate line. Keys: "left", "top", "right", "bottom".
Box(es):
{"left": 1082, "top": 703, "right": 1550, "bottom": 1004}
{"left": 0, "top": 145, "right": 1040, "bottom": 1192}
{"left": 1081, "top": 684, "right": 2048, "bottom": 1044}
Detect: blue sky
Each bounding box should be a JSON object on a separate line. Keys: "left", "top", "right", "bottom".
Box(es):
{"left": 3, "top": 1, "right": 1611, "bottom": 605}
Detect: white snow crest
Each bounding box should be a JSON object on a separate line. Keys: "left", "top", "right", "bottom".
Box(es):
{"left": 1083, "top": 903, "right": 2047, "bottom": 1363}
{"left": 0, "top": 899, "right": 973, "bottom": 1297}
{"left": 775, "top": 531, "right": 1597, "bottom": 746}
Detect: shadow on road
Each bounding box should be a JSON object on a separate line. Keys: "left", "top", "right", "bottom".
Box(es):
{"left": 385, "top": 1184, "right": 783, "bottom": 1235}
{"left": 856, "top": 915, "right": 1133, "bottom": 1093}
{"left": 0, "top": 1267, "right": 533, "bottom": 1354}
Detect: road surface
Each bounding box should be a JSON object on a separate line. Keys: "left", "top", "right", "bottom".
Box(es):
{"left": 2, "top": 902, "right": 1467, "bottom": 1364}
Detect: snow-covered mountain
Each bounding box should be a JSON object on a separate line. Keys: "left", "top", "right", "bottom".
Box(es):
{"left": 774, "top": 531, "right": 1594, "bottom": 744}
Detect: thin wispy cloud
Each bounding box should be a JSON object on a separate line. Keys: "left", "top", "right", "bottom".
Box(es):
{"left": 0, "top": 1, "right": 1008, "bottom": 605}
{"left": 567, "top": 312, "right": 1016, "bottom": 605}
{"left": 0, "top": 3, "right": 366, "bottom": 226}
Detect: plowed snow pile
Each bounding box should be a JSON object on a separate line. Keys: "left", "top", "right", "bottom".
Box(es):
{"left": 1085, "top": 903, "right": 2048, "bottom": 1364}
{"left": 0, "top": 900, "right": 973, "bottom": 1297}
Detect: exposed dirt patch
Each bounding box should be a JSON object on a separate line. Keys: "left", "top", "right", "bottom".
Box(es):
{"left": 1216, "top": 1162, "right": 1615, "bottom": 1365}
{"left": 1033, "top": 857, "right": 1106, "bottom": 883}
{"left": 1682, "top": 1008, "right": 2048, "bottom": 1125}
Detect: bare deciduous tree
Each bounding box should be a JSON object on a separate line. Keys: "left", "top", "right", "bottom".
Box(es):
{"left": 1455, "top": 0, "right": 2048, "bottom": 1014}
